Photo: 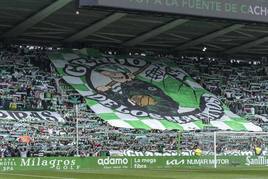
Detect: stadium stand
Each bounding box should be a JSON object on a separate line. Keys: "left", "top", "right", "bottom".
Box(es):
{"left": 0, "top": 45, "right": 267, "bottom": 158}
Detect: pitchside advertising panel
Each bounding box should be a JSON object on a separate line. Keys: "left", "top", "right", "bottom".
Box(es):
{"left": 80, "top": 0, "right": 268, "bottom": 23}
{"left": 0, "top": 156, "right": 268, "bottom": 171}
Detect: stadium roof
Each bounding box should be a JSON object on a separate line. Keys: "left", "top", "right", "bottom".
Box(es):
{"left": 1, "top": 0, "right": 268, "bottom": 57}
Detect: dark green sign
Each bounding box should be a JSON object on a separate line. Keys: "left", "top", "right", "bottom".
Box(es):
{"left": 0, "top": 156, "right": 267, "bottom": 171}
{"left": 80, "top": 0, "right": 268, "bottom": 23}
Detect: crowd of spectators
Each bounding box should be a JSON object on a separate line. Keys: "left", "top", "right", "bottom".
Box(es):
{"left": 0, "top": 46, "right": 267, "bottom": 157}
{"left": 176, "top": 56, "right": 268, "bottom": 130}
{"left": 176, "top": 56, "right": 268, "bottom": 115}
{"left": 0, "top": 46, "right": 56, "bottom": 111}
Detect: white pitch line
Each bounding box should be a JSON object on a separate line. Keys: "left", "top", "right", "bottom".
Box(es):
{"left": 0, "top": 172, "right": 77, "bottom": 179}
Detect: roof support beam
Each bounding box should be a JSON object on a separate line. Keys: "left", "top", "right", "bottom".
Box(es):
{"left": 123, "top": 19, "right": 189, "bottom": 46}
{"left": 65, "top": 13, "right": 126, "bottom": 42}
{"left": 2, "top": 0, "right": 72, "bottom": 38}
{"left": 224, "top": 36, "right": 268, "bottom": 54}
{"left": 175, "top": 24, "right": 244, "bottom": 50}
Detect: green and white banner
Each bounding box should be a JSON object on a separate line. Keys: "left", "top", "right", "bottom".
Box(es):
{"left": 49, "top": 49, "right": 261, "bottom": 131}
{"left": 0, "top": 110, "right": 64, "bottom": 123}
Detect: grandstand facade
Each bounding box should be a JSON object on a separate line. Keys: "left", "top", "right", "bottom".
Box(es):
{"left": 0, "top": 0, "right": 268, "bottom": 178}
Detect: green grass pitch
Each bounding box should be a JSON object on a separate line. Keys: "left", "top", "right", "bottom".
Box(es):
{"left": 0, "top": 168, "right": 268, "bottom": 179}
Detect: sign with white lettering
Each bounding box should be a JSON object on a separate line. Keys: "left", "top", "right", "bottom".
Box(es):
{"left": 0, "top": 156, "right": 267, "bottom": 172}
{"left": 80, "top": 0, "right": 268, "bottom": 23}
{"left": 0, "top": 110, "right": 65, "bottom": 123}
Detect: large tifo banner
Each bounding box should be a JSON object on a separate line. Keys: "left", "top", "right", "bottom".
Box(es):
{"left": 49, "top": 49, "right": 261, "bottom": 131}
{"left": 1, "top": 156, "right": 268, "bottom": 171}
